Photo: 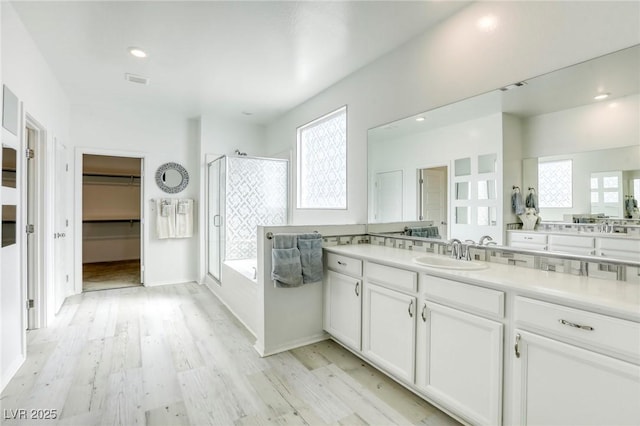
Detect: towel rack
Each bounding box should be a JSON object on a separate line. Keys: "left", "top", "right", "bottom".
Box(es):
{"left": 512, "top": 185, "right": 521, "bottom": 192}
{"left": 528, "top": 187, "right": 537, "bottom": 193}
{"left": 266, "top": 231, "right": 319, "bottom": 240}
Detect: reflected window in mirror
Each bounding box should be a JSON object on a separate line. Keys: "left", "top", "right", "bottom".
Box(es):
{"left": 2, "top": 147, "right": 17, "bottom": 188}
{"left": 455, "top": 207, "right": 470, "bottom": 225}
{"left": 2, "top": 204, "right": 16, "bottom": 247}
{"left": 539, "top": 160, "right": 572, "bottom": 208}
{"left": 477, "top": 207, "right": 497, "bottom": 226}
{"left": 478, "top": 153, "right": 497, "bottom": 174}
{"left": 478, "top": 180, "right": 497, "bottom": 200}
{"left": 455, "top": 182, "right": 470, "bottom": 200}
{"left": 591, "top": 171, "right": 623, "bottom": 217}
{"left": 454, "top": 158, "right": 471, "bottom": 177}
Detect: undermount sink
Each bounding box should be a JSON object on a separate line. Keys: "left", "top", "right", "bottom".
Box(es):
{"left": 412, "top": 255, "right": 490, "bottom": 271}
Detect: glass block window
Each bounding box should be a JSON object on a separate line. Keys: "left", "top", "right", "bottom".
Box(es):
{"left": 297, "top": 106, "right": 347, "bottom": 209}
{"left": 538, "top": 160, "right": 572, "bottom": 208}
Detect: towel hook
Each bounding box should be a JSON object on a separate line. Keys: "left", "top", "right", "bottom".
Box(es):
{"left": 512, "top": 185, "right": 520, "bottom": 193}
{"left": 528, "top": 187, "right": 537, "bottom": 194}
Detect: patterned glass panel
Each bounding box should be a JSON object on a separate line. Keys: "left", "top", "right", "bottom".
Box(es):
{"left": 538, "top": 160, "right": 572, "bottom": 208}
{"left": 298, "top": 107, "right": 347, "bottom": 209}
{"left": 590, "top": 178, "right": 598, "bottom": 189}
{"left": 225, "top": 157, "right": 288, "bottom": 260}
{"left": 603, "top": 191, "right": 619, "bottom": 203}
{"left": 591, "top": 191, "right": 599, "bottom": 203}
{"left": 603, "top": 176, "right": 619, "bottom": 188}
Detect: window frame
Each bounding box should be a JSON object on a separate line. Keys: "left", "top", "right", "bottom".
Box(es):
{"left": 296, "top": 105, "right": 348, "bottom": 210}
{"left": 538, "top": 158, "right": 573, "bottom": 209}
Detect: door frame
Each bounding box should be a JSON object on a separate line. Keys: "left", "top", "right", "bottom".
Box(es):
{"left": 74, "top": 147, "right": 146, "bottom": 294}
{"left": 22, "top": 114, "right": 50, "bottom": 329}
{"left": 417, "top": 162, "right": 449, "bottom": 237}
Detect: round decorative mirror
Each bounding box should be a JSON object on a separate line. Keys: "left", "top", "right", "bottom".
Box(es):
{"left": 155, "top": 162, "right": 189, "bottom": 193}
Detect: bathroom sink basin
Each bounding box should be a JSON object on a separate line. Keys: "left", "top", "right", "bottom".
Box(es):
{"left": 412, "top": 256, "right": 489, "bottom": 271}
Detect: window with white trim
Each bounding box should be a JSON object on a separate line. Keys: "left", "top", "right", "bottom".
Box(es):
{"left": 297, "top": 106, "right": 347, "bottom": 209}
{"left": 538, "top": 159, "right": 572, "bottom": 208}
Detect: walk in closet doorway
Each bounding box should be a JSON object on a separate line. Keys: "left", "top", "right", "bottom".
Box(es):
{"left": 82, "top": 154, "right": 143, "bottom": 291}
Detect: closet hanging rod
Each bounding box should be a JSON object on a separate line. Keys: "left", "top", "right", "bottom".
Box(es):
{"left": 83, "top": 173, "right": 141, "bottom": 179}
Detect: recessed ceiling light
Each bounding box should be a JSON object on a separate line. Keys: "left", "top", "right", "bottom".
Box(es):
{"left": 416, "top": 117, "right": 425, "bottom": 122}
{"left": 128, "top": 47, "right": 147, "bottom": 58}
{"left": 242, "top": 111, "right": 253, "bottom": 116}
{"left": 477, "top": 15, "right": 498, "bottom": 32}
{"left": 594, "top": 93, "right": 610, "bottom": 100}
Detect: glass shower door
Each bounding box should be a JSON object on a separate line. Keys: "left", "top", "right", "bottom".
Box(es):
{"left": 207, "top": 158, "right": 223, "bottom": 282}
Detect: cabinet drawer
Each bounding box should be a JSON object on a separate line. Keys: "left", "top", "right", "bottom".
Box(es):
{"left": 510, "top": 233, "right": 547, "bottom": 244}
{"left": 515, "top": 297, "right": 640, "bottom": 362}
{"left": 549, "top": 234, "right": 594, "bottom": 248}
{"left": 366, "top": 262, "right": 417, "bottom": 293}
{"left": 423, "top": 275, "right": 504, "bottom": 319}
{"left": 598, "top": 238, "right": 640, "bottom": 252}
{"left": 549, "top": 245, "right": 595, "bottom": 256}
{"left": 598, "top": 249, "right": 640, "bottom": 262}
{"left": 326, "top": 253, "right": 362, "bottom": 277}
{"left": 510, "top": 241, "right": 547, "bottom": 251}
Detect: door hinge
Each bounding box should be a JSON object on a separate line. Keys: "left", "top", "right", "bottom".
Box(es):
{"left": 66, "top": 163, "right": 69, "bottom": 172}
{"left": 66, "top": 275, "right": 69, "bottom": 283}
{"left": 25, "top": 148, "right": 35, "bottom": 159}
{"left": 65, "top": 219, "right": 69, "bottom": 227}
{"left": 419, "top": 178, "right": 424, "bottom": 184}
{"left": 26, "top": 299, "right": 34, "bottom": 309}
{"left": 26, "top": 224, "right": 35, "bottom": 234}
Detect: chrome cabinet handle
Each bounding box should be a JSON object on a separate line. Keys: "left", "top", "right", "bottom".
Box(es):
{"left": 408, "top": 300, "right": 414, "bottom": 318}
{"left": 421, "top": 303, "right": 427, "bottom": 322}
{"left": 354, "top": 281, "right": 360, "bottom": 296}
{"left": 515, "top": 333, "right": 521, "bottom": 358}
{"left": 337, "top": 261, "right": 347, "bottom": 266}
{"left": 559, "top": 319, "right": 594, "bottom": 331}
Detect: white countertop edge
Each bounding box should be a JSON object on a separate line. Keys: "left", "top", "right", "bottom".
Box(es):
{"left": 507, "top": 229, "right": 640, "bottom": 240}
{"left": 324, "top": 244, "right": 640, "bottom": 322}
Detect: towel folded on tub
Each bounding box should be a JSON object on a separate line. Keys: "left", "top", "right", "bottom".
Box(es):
{"left": 271, "top": 234, "right": 303, "bottom": 287}
{"left": 298, "top": 233, "right": 323, "bottom": 284}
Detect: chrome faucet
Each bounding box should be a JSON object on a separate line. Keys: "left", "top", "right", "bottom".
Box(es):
{"left": 479, "top": 235, "right": 493, "bottom": 245}
{"left": 449, "top": 239, "right": 462, "bottom": 259}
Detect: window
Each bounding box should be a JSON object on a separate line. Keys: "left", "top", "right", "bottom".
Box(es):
{"left": 538, "top": 160, "right": 572, "bottom": 208}
{"left": 297, "top": 106, "right": 347, "bottom": 209}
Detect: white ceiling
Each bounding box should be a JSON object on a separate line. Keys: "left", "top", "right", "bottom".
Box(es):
{"left": 10, "top": 0, "right": 470, "bottom": 123}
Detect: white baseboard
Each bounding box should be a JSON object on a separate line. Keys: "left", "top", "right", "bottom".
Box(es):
{"left": 255, "top": 332, "right": 330, "bottom": 357}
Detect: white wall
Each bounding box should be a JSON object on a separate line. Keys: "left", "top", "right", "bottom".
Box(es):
{"left": 71, "top": 103, "right": 200, "bottom": 287}
{"left": 523, "top": 94, "right": 639, "bottom": 159}
{"left": 265, "top": 1, "right": 640, "bottom": 226}
{"left": 1, "top": 2, "right": 71, "bottom": 390}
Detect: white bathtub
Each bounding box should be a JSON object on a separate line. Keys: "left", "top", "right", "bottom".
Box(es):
{"left": 224, "top": 258, "right": 257, "bottom": 282}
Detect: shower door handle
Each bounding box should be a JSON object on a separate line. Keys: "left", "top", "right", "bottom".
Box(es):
{"left": 213, "top": 215, "right": 221, "bottom": 227}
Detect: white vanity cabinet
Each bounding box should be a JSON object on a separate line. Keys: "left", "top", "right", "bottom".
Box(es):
{"left": 416, "top": 275, "right": 504, "bottom": 426}
{"left": 362, "top": 262, "right": 418, "bottom": 383}
{"left": 597, "top": 237, "right": 640, "bottom": 261}
{"left": 512, "top": 297, "right": 640, "bottom": 426}
{"left": 548, "top": 234, "right": 595, "bottom": 256}
{"left": 323, "top": 253, "right": 363, "bottom": 351}
{"left": 507, "top": 232, "right": 547, "bottom": 251}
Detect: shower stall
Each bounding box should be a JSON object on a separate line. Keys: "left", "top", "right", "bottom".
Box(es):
{"left": 207, "top": 155, "right": 288, "bottom": 283}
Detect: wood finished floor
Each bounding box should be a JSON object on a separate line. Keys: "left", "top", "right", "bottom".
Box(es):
{"left": 83, "top": 259, "right": 142, "bottom": 292}
{"left": 0, "top": 282, "right": 460, "bottom": 426}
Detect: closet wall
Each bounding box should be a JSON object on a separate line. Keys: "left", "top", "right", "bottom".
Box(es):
{"left": 82, "top": 154, "right": 141, "bottom": 263}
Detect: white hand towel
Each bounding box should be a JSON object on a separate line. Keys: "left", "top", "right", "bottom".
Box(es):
{"left": 156, "top": 199, "right": 176, "bottom": 239}
{"left": 175, "top": 199, "right": 194, "bottom": 238}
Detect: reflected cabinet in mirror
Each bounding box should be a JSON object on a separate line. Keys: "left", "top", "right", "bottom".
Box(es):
{"left": 368, "top": 44, "right": 639, "bottom": 253}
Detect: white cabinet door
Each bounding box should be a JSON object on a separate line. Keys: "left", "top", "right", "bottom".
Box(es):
{"left": 324, "top": 270, "right": 362, "bottom": 350}
{"left": 362, "top": 282, "right": 416, "bottom": 383}
{"left": 417, "top": 301, "right": 503, "bottom": 426}
{"left": 512, "top": 330, "right": 640, "bottom": 426}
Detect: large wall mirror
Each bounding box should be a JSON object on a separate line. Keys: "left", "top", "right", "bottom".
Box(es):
{"left": 368, "top": 44, "right": 639, "bottom": 248}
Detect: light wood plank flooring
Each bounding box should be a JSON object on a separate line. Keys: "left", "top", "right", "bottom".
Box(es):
{"left": 83, "top": 260, "right": 141, "bottom": 292}
{"left": 0, "top": 283, "right": 460, "bottom": 426}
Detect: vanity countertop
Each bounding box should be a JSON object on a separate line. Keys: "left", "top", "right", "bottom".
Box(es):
{"left": 507, "top": 229, "right": 640, "bottom": 240}
{"left": 324, "top": 244, "right": 640, "bottom": 322}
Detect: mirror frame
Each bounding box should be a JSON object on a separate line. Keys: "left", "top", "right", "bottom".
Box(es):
{"left": 155, "top": 162, "right": 189, "bottom": 194}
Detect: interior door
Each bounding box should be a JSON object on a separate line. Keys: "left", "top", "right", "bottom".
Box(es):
{"left": 53, "top": 138, "right": 69, "bottom": 307}
{"left": 420, "top": 167, "right": 447, "bottom": 237}
{"left": 375, "top": 170, "right": 403, "bottom": 222}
